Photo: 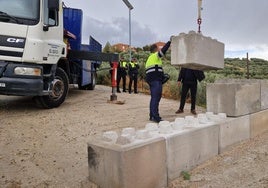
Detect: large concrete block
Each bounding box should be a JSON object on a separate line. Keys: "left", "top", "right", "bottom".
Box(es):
{"left": 87, "top": 137, "right": 167, "bottom": 188}
{"left": 259, "top": 80, "right": 268, "bottom": 110}
{"left": 165, "top": 124, "right": 219, "bottom": 181}
{"left": 250, "top": 109, "right": 268, "bottom": 138}
{"left": 206, "top": 80, "right": 261, "bottom": 117}
{"left": 171, "top": 31, "right": 224, "bottom": 70}
{"left": 218, "top": 115, "right": 250, "bottom": 153}
{"left": 215, "top": 79, "right": 268, "bottom": 110}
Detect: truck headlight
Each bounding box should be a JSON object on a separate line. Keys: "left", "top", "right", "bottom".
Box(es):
{"left": 14, "top": 67, "right": 41, "bottom": 76}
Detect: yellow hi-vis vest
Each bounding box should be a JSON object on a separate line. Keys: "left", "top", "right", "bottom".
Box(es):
{"left": 145, "top": 52, "right": 162, "bottom": 69}
{"left": 120, "top": 61, "right": 128, "bottom": 68}
{"left": 129, "top": 62, "right": 135, "bottom": 68}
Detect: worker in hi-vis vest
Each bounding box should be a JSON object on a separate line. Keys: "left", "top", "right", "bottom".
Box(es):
{"left": 117, "top": 57, "right": 128, "bottom": 93}
{"left": 128, "top": 58, "right": 139, "bottom": 94}
{"left": 145, "top": 38, "right": 172, "bottom": 123}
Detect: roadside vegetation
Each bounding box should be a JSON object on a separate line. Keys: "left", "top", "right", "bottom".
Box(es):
{"left": 97, "top": 45, "right": 268, "bottom": 107}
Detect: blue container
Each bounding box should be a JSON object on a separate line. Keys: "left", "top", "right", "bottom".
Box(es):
{"left": 63, "top": 8, "right": 82, "bottom": 50}
{"left": 89, "top": 36, "right": 102, "bottom": 52}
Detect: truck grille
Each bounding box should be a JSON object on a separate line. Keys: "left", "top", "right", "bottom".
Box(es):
{"left": 0, "top": 35, "right": 25, "bottom": 58}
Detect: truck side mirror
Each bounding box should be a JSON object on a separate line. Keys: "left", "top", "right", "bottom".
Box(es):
{"left": 43, "top": 0, "right": 59, "bottom": 31}
{"left": 43, "top": 25, "right": 49, "bottom": 31}
{"left": 48, "top": 0, "right": 59, "bottom": 11}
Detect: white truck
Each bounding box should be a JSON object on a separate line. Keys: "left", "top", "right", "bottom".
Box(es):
{"left": 0, "top": 0, "right": 118, "bottom": 108}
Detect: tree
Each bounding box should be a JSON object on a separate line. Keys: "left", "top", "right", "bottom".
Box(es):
{"left": 103, "top": 42, "right": 112, "bottom": 53}
{"left": 142, "top": 45, "right": 150, "bottom": 51}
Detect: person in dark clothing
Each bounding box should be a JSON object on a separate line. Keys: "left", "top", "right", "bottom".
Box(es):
{"left": 117, "top": 57, "right": 128, "bottom": 93}
{"left": 128, "top": 58, "right": 139, "bottom": 94}
{"left": 175, "top": 67, "right": 205, "bottom": 115}
{"left": 145, "top": 39, "right": 171, "bottom": 123}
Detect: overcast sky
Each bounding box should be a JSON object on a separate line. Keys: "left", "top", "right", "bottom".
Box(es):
{"left": 63, "top": 0, "right": 268, "bottom": 60}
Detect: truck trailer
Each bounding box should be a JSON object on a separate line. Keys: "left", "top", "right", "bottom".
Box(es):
{"left": 0, "top": 0, "right": 118, "bottom": 108}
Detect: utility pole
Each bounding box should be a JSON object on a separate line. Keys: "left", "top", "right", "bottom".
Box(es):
{"left": 246, "top": 52, "right": 249, "bottom": 79}
{"left": 122, "top": 0, "right": 134, "bottom": 63}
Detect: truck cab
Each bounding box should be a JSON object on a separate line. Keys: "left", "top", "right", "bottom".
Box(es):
{"left": 0, "top": 0, "right": 108, "bottom": 108}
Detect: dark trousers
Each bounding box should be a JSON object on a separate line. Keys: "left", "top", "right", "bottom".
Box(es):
{"left": 129, "top": 74, "right": 138, "bottom": 93}
{"left": 117, "top": 74, "right": 126, "bottom": 91}
{"left": 179, "top": 82, "right": 197, "bottom": 111}
{"left": 149, "top": 80, "right": 162, "bottom": 119}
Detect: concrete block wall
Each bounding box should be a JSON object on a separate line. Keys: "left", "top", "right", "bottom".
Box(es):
{"left": 218, "top": 116, "right": 250, "bottom": 153}
{"left": 213, "top": 79, "right": 268, "bottom": 110}
{"left": 171, "top": 31, "right": 224, "bottom": 70}
{"left": 249, "top": 109, "right": 268, "bottom": 138}
{"left": 87, "top": 109, "right": 268, "bottom": 187}
{"left": 257, "top": 80, "right": 268, "bottom": 110}
{"left": 207, "top": 80, "right": 261, "bottom": 117}
{"left": 88, "top": 137, "right": 167, "bottom": 188}
{"left": 87, "top": 116, "right": 224, "bottom": 187}
{"left": 165, "top": 124, "right": 219, "bottom": 181}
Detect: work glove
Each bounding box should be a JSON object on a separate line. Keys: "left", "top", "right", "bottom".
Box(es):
{"left": 162, "top": 73, "right": 170, "bottom": 84}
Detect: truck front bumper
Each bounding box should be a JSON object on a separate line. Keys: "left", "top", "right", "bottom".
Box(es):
{"left": 0, "top": 61, "right": 44, "bottom": 96}
{"left": 0, "top": 77, "right": 44, "bottom": 96}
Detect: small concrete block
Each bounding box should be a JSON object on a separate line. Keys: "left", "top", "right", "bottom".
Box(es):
{"left": 88, "top": 137, "right": 167, "bottom": 188}
{"left": 165, "top": 124, "right": 219, "bottom": 181}
{"left": 206, "top": 80, "right": 261, "bottom": 117}
{"left": 250, "top": 109, "right": 268, "bottom": 138}
{"left": 218, "top": 115, "right": 250, "bottom": 153}
{"left": 171, "top": 31, "right": 224, "bottom": 70}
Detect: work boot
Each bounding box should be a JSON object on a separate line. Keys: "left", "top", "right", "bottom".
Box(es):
{"left": 175, "top": 109, "right": 184, "bottom": 114}
{"left": 191, "top": 110, "right": 197, "bottom": 115}
{"left": 149, "top": 115, "right": 163, "bottom": 123}
{"left": 150, "top": 117, "right": 163, "bottom": 123}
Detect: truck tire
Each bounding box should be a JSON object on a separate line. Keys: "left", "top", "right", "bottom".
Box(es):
{"left": 78, "top": 72, "right": 96, "bottom": 90}
{"left": 35, "top": 68, "right": 69, "bottom": 108}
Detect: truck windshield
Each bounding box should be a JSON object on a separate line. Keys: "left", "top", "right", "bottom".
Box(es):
{"left": 0, "top": 0, "right": 39, "bottom": 25}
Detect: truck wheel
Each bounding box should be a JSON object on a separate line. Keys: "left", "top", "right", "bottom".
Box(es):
{"left": 78, "top": 72, "right": 96, "bottom": 90}
{"left": 35, "top": 68, "right": 69, "bottom": 108}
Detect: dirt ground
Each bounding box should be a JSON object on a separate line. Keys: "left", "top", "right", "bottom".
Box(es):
{"left": 0, "top": 85, "right": 267, "bottom": 188}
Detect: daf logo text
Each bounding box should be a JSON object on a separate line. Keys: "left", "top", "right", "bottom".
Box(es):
{"left": 7, "top": 38, "right": 25, "bottom": 43}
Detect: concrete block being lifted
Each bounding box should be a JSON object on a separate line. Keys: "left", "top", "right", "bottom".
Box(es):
{"left": 171, "top": 31, "right": 225, "bottom": 70}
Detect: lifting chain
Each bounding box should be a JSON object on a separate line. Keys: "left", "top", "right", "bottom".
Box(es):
{"left": 197, "top": 0, "right": 202, "bottom": 33}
